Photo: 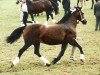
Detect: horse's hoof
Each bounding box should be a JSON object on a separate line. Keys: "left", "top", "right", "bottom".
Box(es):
{"left": 51, "top": 60, "right": 56, "bottom": 65}
{"left": 70, "top": 56, "right": 77, "bottom": 61}
{"left": 46, "top": 63, "right": 51, "bottom": 67}
{"left": 56, "top": 61, "right": 60, "bottom": 64}
{"left": 51, "top": 58, "right": 59, "bottom": 65}
{"left": 79, "top": 54, "right": 85, "bottom": 63}
{"left": 11, "top": 63, "right": 14, "bottom": 68}
{"left": 80, "top": 59, "right": 85, "bottom": 63}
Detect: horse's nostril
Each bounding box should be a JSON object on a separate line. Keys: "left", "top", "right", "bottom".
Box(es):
{"left": 81, "top": 19, "right": 87, "bottom": 25}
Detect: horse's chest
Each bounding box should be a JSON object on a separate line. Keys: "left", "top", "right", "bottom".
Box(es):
{"left": 65, "top": 29, "right": 76, "bottom": 38}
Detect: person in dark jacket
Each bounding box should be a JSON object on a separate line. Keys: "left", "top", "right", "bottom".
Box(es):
{"left": 62, "top": 0, "right": 71, "bottom": 15}
{"left": 94, "top": 0, "right": 100, "bottom": 30}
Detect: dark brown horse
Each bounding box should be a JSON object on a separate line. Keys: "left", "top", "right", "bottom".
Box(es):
{"left": 16, "top": 0, "right": 59, "bottom": 26}
{"left": 6, "top": 7, "right": 87, "bottom": 67}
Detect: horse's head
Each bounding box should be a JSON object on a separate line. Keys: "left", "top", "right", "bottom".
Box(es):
{"left": 72, "top": 7, "right": 87, "bottom": 25}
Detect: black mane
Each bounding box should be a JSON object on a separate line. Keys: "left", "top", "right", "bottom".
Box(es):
{"left": 56, "top": 12, "right": 71, "bottom": 24}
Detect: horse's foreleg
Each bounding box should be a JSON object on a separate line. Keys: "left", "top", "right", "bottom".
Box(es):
{"left": 70, "top": 46, "right": 77, "bottom": 61}
{"left": 68, "top": 38, "right": 85, "bottom": 62}
{"left": 30, "top": 14, "right": 36, "bottom": 24}
{"left": 52, "top": 43, "right": 68, "bottom": 65}
{"left": 33, "top": 41, "right": 50, "bottom": 66}
{"left": 11, "top": 43, "right": 31, "bottom": 67}
{"left": 44, "top": 12, "right": 49, "bottom": 25}
{"left": 50, "top": 13, "right": 56, "bottom": 23}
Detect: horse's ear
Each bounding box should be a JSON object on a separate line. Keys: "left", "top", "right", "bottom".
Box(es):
{"left": 74, "top": 6, "right": 82, "bottom": 11}
{"left": 80, "top": 7, "right": 82, "bottom": 10}
{"left": 74, "top": 6, "right": 79, "bottom": 10}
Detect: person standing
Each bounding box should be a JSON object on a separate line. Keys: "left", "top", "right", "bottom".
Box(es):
{"left": 20, "top": 0, "right": 28, "bottom": 26}
{"left": 16, "top": 0, "right": 28, "bottom": 26}
{"left": 62, "top": 0, "right": 71, "bottom": 15}
{"left": 94, "top": 0, "right": 100, "bottom": 31}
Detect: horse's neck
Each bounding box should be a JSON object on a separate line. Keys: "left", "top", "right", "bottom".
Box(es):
{"left": 65, "top": 15, "right": 77, "bottom": 29}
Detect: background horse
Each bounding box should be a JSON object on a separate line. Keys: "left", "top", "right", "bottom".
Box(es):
{"left": 34, "top": 0, "right": 61, "bottom": 16}
{"left": 16, "top": 0, "right": 59, "bottom": 26}
{"left": 51, "top": 0, "right": 61, "bottom": 6}
{"left": 6, "top": 7, "right": 87, "bottom": 67}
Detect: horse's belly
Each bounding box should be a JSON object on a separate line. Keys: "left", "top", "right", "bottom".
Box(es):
{"left": 28, "top": 9, "right": 44, "bottom": 14}
{"left": 40, "top": 32, "right": 65, "bottom": 45}
{"left": 41, "top": 38, "right": 62, "bottom": 45}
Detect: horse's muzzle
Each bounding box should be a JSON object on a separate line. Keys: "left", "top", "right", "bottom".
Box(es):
{"left": 81, "top": 19, "right": 87, "bottom": 25}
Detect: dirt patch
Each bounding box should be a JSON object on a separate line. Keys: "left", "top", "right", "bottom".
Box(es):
{"left": 0, "top": 70, "right": 3, "bottom": 73}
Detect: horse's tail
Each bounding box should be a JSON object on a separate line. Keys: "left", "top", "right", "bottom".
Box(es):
{"left": 6, "top": 26, "right": 25, "bottom": 44}
{"left": 50, "top": 1, "right": 59, "bottom": 15}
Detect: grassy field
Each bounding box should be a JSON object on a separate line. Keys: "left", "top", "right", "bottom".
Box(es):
{"left": 0, "top": 0, "right": 100, "bottom": 75}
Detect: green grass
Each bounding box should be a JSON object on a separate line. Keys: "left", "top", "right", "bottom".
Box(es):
{"left": 0, "top": 0, "right": 100, "bottom": 75}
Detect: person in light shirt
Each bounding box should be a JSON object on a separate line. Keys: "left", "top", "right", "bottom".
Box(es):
{"left": 19, "top": 0, "right": 28, "bottom": 26}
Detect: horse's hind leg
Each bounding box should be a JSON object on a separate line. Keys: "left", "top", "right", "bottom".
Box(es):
{"left": 52, "top": 42, "right": 68, "bottom": 65}
{"left": 68, "top": 38, "right": 85, "bottom": 62}
{"left": 33, "top": 41, "right": 50, "bottom": 66}
{"left": 44, "top": 12, "right": 49, "bottom": 25}
{"left": 11, "top": 43, "right": 31, "bottom": 67}
{"left": 50, "top": 13, "right": 57, "bottom": 23}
